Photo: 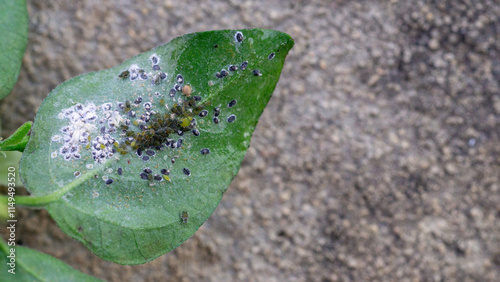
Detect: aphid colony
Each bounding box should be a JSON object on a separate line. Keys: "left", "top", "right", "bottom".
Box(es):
{"left": 51, "top": 31, "right": 255, "bottom": 186}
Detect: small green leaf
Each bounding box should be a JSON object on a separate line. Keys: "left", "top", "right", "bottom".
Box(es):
{"left": 0, "top": 121, "right": 32, "bottom": 152}
{"left": 0, "top": 240, "right": 102, "bottom": 281}
{"left": 20, "top": 29, "right": 293, "bottom": 264}
{"left": 0, "top": 0, "right": 28, "bottom": 100}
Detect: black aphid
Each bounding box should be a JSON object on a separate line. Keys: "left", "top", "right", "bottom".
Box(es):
{"left": 140, "top": 73, "right": 148, "bottom": 80}
{"left": 192, "top": 129, "right": 200, "bottom": 136}
{"left": 140, "top": 172, "right": 149, "bottom": 179}
{"left": 142, "top": 156, "right": 150, "bottom": 161}
{"left": 136, "top": 148, "right": 143, "bottom": 156}
{"left": 214, "top": 107, "right": 220, "bottom": 117}
{"left": 174, "top": 84, "right": 182, "bottom": 92}
{"left": 229, "top": 65, "right": 237, "bottom": 72}
{"left": 117, "top": 167, "right": 123, "bottom": 175}
{"left": 193, "top": 95, "right": 202, "bottom": 101}
{"left": 151, "top": 55, "right": 159, "bottom": 65}
{"left": 119, "top": 70, "right": 130, "bottom": 79}
{"left": 105, "top": 179, "right": 114, "bottom": 185}
{"left": 176, "top": 74, "right": 184, "bottom": 84}
{"left": 134, "top": 96, "right": 143, "bottom": 104}
{"left": 171, "top": 158, "right": 175, "bottom": 164}
{"left": 145, "top": 149, "right": 155, "bottom": 156}
{"left": 235, "top": 31, "right": 243, "bottom": 43}
{"left": 220, "top": 69, "right": 228, "bottom": 77}
{"left": 176, "top": 139, "right": 183, "bottom": 148}
{"left": 200, "top": 148, "right": 210, "bottom": 155}
{"left": 216, "top": 72, "right": 223, "bottom": 78}
{"left": 228, "top": 99, "right": 237, "bottom": 108}
{"left": 130, "top": 73, "right": 138, "bottom": 80}
{"left": 144, "top": 102, "right": 152, "bottom": 111}
{"left": 199, "top": 110, "right": 208, "bottom": 117}
{"left": 268, "top": 52, "right": 275, "bottom": 60}
{"left": 154, "top": 174, "right": 162, "bottom": 181}
{"left": 213, "top": 117, "right": 220, "bottom": 124}
{"left": 161, "top": 168, "right": 169, "bottom": 175}
{"left": 227, "top": 114, "right": 236, "bottom": 123}
{"left": 183, "top": 168, "right": 191, "bottom": 176}
{"left": 240, "top": 61, "right": 248, "bottom": 70}
{"left": 159, "top": 72, "right": 167, "bottom": 80}
{"left": 152, "top": 65, "right": 160, "bottom": 71}
{"left": 129, "top": 111, "right": 136, "bottom": 117}
{"left": 169, "top": 89, "right": 176, "bottom": 97}
{"left": 143, "top": 167, "right": 152, "bottom": 174}
{"left": 177, "top": 130, "right": 184, "bottom": 136}
{"left": 252, "top": 69, "right": 261, "bottom": 76}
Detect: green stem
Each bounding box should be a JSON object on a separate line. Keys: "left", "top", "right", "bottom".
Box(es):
{"left": 0, "top": 164, "right": 103, "bottom": 208}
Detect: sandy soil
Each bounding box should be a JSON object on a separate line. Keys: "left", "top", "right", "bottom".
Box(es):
{"left": 1, "top": 0, "right": 499, "bottom": 281}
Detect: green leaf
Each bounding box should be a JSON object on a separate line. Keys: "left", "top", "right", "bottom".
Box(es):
{"left": 20, "top": 29, "right": 293, "bottom": 264}
{"left": 0, "top": 239, "right": 102, "bottom": 281}
{"left": 0, "top": 121, "right": 32, "bottom": 152}
{"left": 0, "top": 0, "right": 28, "bottom": 100}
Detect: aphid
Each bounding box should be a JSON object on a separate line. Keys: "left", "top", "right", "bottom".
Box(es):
{"left": 151, "top": 55, "right": 159, "bottom": 65}
{"left": 105, "top": 179, "right": 114, "bottom": 185}
{"left": 220, "top": 69, "right": 228, "bottom": 77}
{"left": 136, "top": 148, "right": 143, "bottom": 156}
{"left": 192, "top": 129, "right": 200, "bottom": 136}
{"left": 176, "top": 74, "right": 184, "bottom": 84}
{"left": 142, "top": 156, "right": 150, "bottom": 161}
{"left": 227, "top": 114, "right": 236, "bottom": 123}
{"left": 103, "top": 103, "right": 112, "bottom": 111}
{"left": 200, "top": 148, "right": 210, "bottom": 155}
{"left": 268, "top": 52, "right": 275, "bottom": 60}
{"left": 160, "top": 168, "right": 169, "bottom": 175}
{"left": 119, "top": 70, "right": 130, "bottom": 79}
{"left": 193, "top": 95, "right": 202, "bottom": 101}
{"left": 176, "top": 139, "right": 183, "bottom": 148}
{"left": 143, "top": 167, "right": 152, "bottom": 174}
{"left": 144, "top": 102, "right": 152, "bottom": 111}
{"left": 183, "top": 167, "right": 191, "bottom": 176}
{"left": 117, "top": 167, "right": 123, "bottom": 175}
{"left": 147, "top": 174, "right": 153, "bottom": 181}
{"left": 214, "top": 107, "right": 220, "bottom": 117}
{"left": 74, "top": 171, "right": 81, "bottom": 177}
{"left": 140, "top": 73, "right": 148, "bottom": 80}
{"left": 235, "top": 31, "right": 244, "bottom": 43}
{"left": 174, "top": 84, "right": 182, "bottom": 92}
{"left": 240, "top": 61, "right": 248, "bottom": 70}
{"left": 146, "top": 149, "right": 156, "bottom": 156}
{"left": 213, "top": 117, "right": 220, "bottom": 124}
{"left": 73, "top": 153, "right": 81, "bottom": 159}
{"left": 171, "top": 158, "right": 175, "bottom": 164}
{"left": 177, "top": 130, "right": 184, "bottom": 136}
{"left": 169, "top": 89, "right": 176, "bottom": 97}
{"left": 159, "top": 72, "right": 167, "bottom": 80}
{"left": 151, "top": 76, "right": 160, "bottom": 85}
{"left": 134, "top": 97, "right": 143, "bottom": 104}
{"left": 155, "top": 91, "right": 161, "bottom": 96}
{"left": 228, "top": 99, "right": 237, "bottom": 108}
{"left": 252, "top": 69, "right": 261, "bottom": 76}
{"left": 140, "top": 172, "right": 149, "bottom": 179}
{"left": 216, "top": 72, "right": 223, "bottom": 78}
{"left": 154, "top": 174, "right": 162, "bottom": 181}
{"left": 129, "top": 111, "right": 136, "bottom": 117}
{"left": 229, "top": 65, "right": 237, "bottom": 71}
{"left": 199, "top": 110, "right": 208, "bottom": 117}
{"left": 152, "top": 65, "right": 160, "bottom": 71}
{"left": 130, "top": 72, "right": 139, "bottom": 81}
{"left": 182, "top": 85, "right": 192, "bottom": 96}
{"left": 180, "top": 210, "right": 189, "bottom": 223}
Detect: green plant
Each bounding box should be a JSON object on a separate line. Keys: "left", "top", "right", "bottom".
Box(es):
{"left": 0, "top": 2, "right": 293, "bottom": 279}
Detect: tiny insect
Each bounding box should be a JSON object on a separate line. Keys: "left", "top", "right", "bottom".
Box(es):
{"left": 192, "top": 129, "right": 200, "bottom": 136}
{"left": 134, "top": 96, "right": 143, "bottom": 104}
{"left": 235, "top": 31, "right": 244, "bottom": 43}
{"left": 229, "top": 65, "right": 237, "bottom": 72}
{"left": 220, "top": 69, "right": 228, "bottom": 77}
{"left": 252, "top": 69, "right": 262, "bottom": 76}
{"left": 199, "top": 110, "right": 208, "bottom": 117}
{"left": 154, "top": 174, "right": 162, "bottom": 181}
{"left": 183, "top": 167, "right": 191, "bottom": 176}
{"left": 227, "top": 114, "right": 236, "bottom": 123}
{"left": 214, "top": 107, "right": 220, "bottom": 117}
{"left": 152, "top": 65, "right": 160, "bottom": 71}
{"left": 182, "top": 85, "right": 192, "bottom": 96}
{"left": 213, "top": 117, "right": 220, "bottom": 124}
{"left": 240, "top": 61, "right": 248, "bottom": 70}
{"left": 174, "top": 84, "right": 182, "bottom": 91}
{"left": 151, "top": 55, "right": 159, "bottom": 65}
{"left": 119, "top": 70, "right": 130, "bottom": 79}
{"left": 200, "top": 148, "right": 210, "bottom": 155}
{"left": 169, "top": 88, "right": 176, "bottom": 97}
{"left": 228, "top": 99, "right": 237, "bottom": 108}
{"left": 140, "top": 172, "right": 149, "bottom": 179}
{"left": 105, "top": 179, "right": 114, "bottom": 185}
{"left": 176, "top": 74, "right": 184, "bottom": 84}
{"left": 268, "top": 52, "right": 275, "bottom": 60}
{"left": 140, "top": 73, "right": 148, "bottom": 80}
{"left": 159, "top": 72, "right": 167, "bottom": 80}
{"left": 117, "top": 167, "right": 123, "bottom": 175}
{"left": 160, "top": 168, "right": 169, "bottom": 175}
{"left": 180, "top": 210, "right": 189, "bottom": 223}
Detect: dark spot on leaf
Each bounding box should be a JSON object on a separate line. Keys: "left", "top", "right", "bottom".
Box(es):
{"left": 227, "top": 114, "right": 236, "bottom": 123}
{"left": 183, "top": 168, "right": 191, "bottom": 176}
{"left": 105, "top": 179, "right": 114, "bottom": 185}
{"left": 200, "top": 148, "right": 210, "bottom": 155}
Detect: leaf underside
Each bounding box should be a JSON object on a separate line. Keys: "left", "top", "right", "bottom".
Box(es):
{"left": 0, "top": 0, "right": 28, "bottom": 100}
{"left": 20, "top": 29, "right": 293, "bottom": 264}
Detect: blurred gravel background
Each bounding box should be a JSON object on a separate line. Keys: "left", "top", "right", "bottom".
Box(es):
{"left": 1, "top": 0, "right": 499, "bottom": 281}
